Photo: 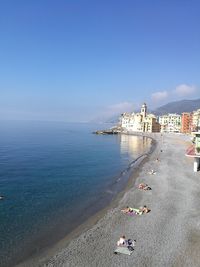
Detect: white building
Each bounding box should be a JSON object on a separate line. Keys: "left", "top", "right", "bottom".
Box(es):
{"left": 192, "top": 109, "right": 200, "bottom": 131}
{"left": 120, "top": 103, "right": 160, "bottom": 133}
{"left": 158, "top": 113, "right": 181, "bottom": 132}
{"left": 120, "top": 112, "right": 143, "bottom": 131}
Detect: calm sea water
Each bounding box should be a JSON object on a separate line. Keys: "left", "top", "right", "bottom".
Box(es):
{"left": 0, "top": 121, "right": 152, "bottom": 266}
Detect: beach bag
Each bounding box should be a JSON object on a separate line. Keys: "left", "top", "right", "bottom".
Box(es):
{"left": 128, "top": 246, "right": 134, "bottom": 251}
{"left": 127, "top": 239, "right": 132, "bottom": 245}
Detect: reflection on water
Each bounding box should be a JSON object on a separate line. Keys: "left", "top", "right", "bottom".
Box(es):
{"left": 119, "top": 134, "right": 152, "bottom": 158}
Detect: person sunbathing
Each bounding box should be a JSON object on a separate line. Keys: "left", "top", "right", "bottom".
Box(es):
{"left": 117, "top": 236, "right": 136, "bottom": 247}
{"left": 121, "top": 207, "right": 142, "bottom": 215}
{"left": 139, "top": 205, "right": 151, "bottom": 214}
{"left": 117, "top": 235, "right": 126, "bottom": 246}
{"left": 138, "top": 183, "right": 151, "bottom": 190}
{"left": 121, "top": 206, "right": 133, "bottom": 213}
{"left": 138, "top": 183, "right": 146, "bottom": 189}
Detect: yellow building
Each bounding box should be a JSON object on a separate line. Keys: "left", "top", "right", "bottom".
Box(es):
{"left": 120, "top": 103, "right": 160, "bottom": 133}
{"left": 143, "top": 114, "right": 161, "bottom": 132}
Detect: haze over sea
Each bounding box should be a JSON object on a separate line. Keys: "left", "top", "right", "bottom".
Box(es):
{"left": 0, "top": 121, "right": 152, "bottom": 267}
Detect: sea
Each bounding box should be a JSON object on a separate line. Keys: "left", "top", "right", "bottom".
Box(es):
{"left": 0, "top": 121, "right": 153, "bottom": 267}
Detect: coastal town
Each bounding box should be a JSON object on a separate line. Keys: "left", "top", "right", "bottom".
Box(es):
{"left": 119, "top": 103, "right": 200, "bottom": 172}
{"left": 2, "top": 1, "right": 200, "bottom": 266}
{"left": 119, "top": 103, "right": 200, "bottom": 134}
{"left": 95, "top": 103, "right": 200, "bottom": 172}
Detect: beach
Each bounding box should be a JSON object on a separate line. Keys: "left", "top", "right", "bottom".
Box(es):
{"left": 18, "top": 132, "right": 200, "bottom": 267}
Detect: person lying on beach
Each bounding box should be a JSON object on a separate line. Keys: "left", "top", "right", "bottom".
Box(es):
{"left": 155, "top": 158, "right": 160, "bottom": 162}
{"left": 117, "top": 235, "right": 126, "bottom": 246}
{"left": 121, "top": 207, "right": 142, "bottom": 215}
{"left": 117, "top": 236, "right": 136, "bottom": 247}
{"left": 139, "top": 205, "right": 151, "bottom": 214}
{"left": 148, "top": 169, "right": 156, "bottom": 175}
{"left": 138, "top": 183, "right": 151, "bottom": 190}
{"left": 121, "top": 206, "right": 134, "bottom": 213}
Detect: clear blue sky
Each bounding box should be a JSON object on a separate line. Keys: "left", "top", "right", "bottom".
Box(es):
{"left": 1, "top": 0, "right": 200, "bottom": 121}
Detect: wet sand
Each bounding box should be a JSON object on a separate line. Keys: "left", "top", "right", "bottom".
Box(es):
{"left": 18, "top": 133, "right": 200, "bottom": 267}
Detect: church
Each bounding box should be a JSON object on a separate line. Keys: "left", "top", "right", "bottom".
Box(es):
{"left": 120, "top": 103, "right": 161, "bottom": 133}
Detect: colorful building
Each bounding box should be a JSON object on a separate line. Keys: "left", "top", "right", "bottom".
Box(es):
{"left": 191, "top": 109, "right": 200, "bottom": 132}
{"left": 120, "top": 103, "right": 160, "bottom": 133}
{"left": 142, "top": 114, "right": 161, "bottom": 133}
{"left": 181, "top": 112, "right": 192, "bottom": 133}
{"left": 158, "top": 113, "right": 181, "bottom": 133}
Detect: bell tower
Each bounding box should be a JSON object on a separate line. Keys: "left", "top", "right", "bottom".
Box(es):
{"left": 141, "top": 103, "right": 147, "bottom": 118}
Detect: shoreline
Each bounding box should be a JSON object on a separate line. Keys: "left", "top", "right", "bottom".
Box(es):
{"left": 15, "top": 133, "right": 157, "bottom": 267}
{"left": 40, "top": 132, "right": 200, "bottom": 267}
{"left": 40, "top": 131, "right": 200, "bottom": 267}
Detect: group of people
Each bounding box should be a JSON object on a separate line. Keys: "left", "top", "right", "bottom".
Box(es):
{"left": 117, "top": 156, "right": 160, "bottom": 249}
{"left": 121, "top": 206, "right": 140, "bottom": 215}
{"left": 121, "top": 182, "right": 152, "bottom": 215}
{"left": 121, "top": 205, "right": 150, "bottom": 215}
{"left": 117, "top": 235, "right": 136, "bottom": 247}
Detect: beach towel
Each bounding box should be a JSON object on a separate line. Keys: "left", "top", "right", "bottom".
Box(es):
{"left": 114, "top": 246, "right": 134, "bottom": 255}
{"left": 132, "top": 208, "right": 142, "bottom": 215}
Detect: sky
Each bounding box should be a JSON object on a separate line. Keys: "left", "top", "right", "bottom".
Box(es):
{"left": 0, "top": 0, "right": 200, "bottom": 122}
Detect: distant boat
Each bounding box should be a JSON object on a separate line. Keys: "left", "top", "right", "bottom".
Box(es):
{"left": 0, "top": 196, "right": 5, "bottom": 200}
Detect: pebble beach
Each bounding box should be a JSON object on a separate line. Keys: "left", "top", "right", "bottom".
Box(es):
{"left": 18, "top": 133, "right": 200, "bottom": 267}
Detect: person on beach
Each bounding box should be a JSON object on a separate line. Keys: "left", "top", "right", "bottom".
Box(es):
{"left": 121, "top": 207, "right": 142, "bottom": 215}
{"left": 138, "top": 183, "right": 151, "bottom": 190}
{"left": 117, "top": 236, "right": 136, "bottom": 248}
{"left": 139, "top": 205, "right": 150, "bottom": 214}
{"left": 121, "top": 206, "right": 134, "bottom": 213}
{"left": 117, "top": 235, "right": 126, "bottom": 246}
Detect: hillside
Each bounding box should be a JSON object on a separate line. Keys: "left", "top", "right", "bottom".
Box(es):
{"left": 95, "top": 99, "right": 200, "bottom": 123}
{"left": 153, "top": 99, "right": 200, "bottom": 115}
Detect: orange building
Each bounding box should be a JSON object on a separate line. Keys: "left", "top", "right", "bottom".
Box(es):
{"left": 181, "top": 112, "right": 192, "bottom": 133}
